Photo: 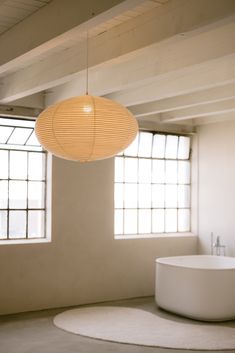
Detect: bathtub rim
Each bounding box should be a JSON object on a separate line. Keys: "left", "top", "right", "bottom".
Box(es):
{"left": 156, "top": 255, "right": 235, "bottom": 271}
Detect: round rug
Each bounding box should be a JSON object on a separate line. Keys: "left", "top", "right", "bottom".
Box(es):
{"left": 54, "top": 305, "right": 235, "bottom": 350}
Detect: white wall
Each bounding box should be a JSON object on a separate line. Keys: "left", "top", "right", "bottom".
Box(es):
{"left": 197, "top": 120, "right": 235, "bottom": 256}
{"left": 0, "top": 156, "right": 197, "bottom": 315}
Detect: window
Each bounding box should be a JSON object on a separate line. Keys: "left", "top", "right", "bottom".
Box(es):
{"left": 114, "top": 131, "right": 191, "bottom": 237}
{"left": 0, "top": 118, "right": 47, "bottom": 242}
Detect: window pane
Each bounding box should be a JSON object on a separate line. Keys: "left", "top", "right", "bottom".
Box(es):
{"left": 28, "top": 181, "right": 45, "bottom": 208}
{"left": 124, "top": 209, "right": 137, "bottom": 234}
{"left": 0, "top": 118, "right": 34, "bottom": 128}
{"left": 138, "top": 184, "right": 151, "bottom": 208}
{"left": 165, "top": 185, "right": 177, "bottom": 208}
{"left": 28, "top": 211, "right": 45, "bottom": 238}
{"left": 124, "top": 158, "right": 138, "bottom": 182}
{"left": 178, "top": 136, "right": 190, "bottom": 159}
{"left": 10, "top": 151, "right": 27, "bottom": 179}
{"left": 124, "top": 184, "right": 138, "bottom": 208}
{"left": 152, "top": 134, "right": 166, "bottom": 158}
{"left": 115, "top": 157, "right": 124, "bottom": 182}
{"left": 165, "top": 160, "right": 177, "bottom": 183}
{"left": 28, "top": 152, "right": 45, "bottom": 180}
{"left": 152, "top": 209, "right": 164, "bottom": 233}
{"left": 152, "top": 160, "right": 165, "bottom": 183}
{"left": 178, "top": 185, "right": 190, "bottom": 208}
{"left": 0, "top": 150, "right": 8, "bottom": 179}
{"left": 138, "top": 209, "right": 151, "bottom": 233}
{"left": 26, "top": 131, "right": 41, "bottom": 146}
{"left": 124, "top": 134, "right": 139, "bottom": 157}
{"left": 114, "top": 183, "right": 123, "bottom": 208}
{"left": 178, "top": 209, "right": 190, "bottom": 232}
{"left": 115, "top": 210, "right": 123, "bottom": 235}
{"left": 178, "top": 161, "right": 190, "bottom": 184}
{"left": 0, "top": 181, "right": 8, "bottom": 209}
{"left": 138, "top": 132, "right": 153, "bottom": 157}
{"left": 0, "top": 211, "right": 7, "bottom": 239}
{"left": 165, "top": 135, "right": 178, "bottom": 159}
{"left": 165, "top": 209, "right": 177, "bottom": 232}
{"left": 139, "top": 159, "right": 151, "bottom": 183}
{"left": 8, "top": 128, "right": 32, "bottom": 145}
{"left": 9, "top": 211, "right": 26, "bottom": 238}
{"left": 9, "top": 181, "right": 27, "bottom": 209}
{"left": 152, "top": 184, "right": 164, "bottom": 208}
{"left": 0, "top": 126, "right": 14, "bottom": 143}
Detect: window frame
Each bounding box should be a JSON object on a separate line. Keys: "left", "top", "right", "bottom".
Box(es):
{"left": 0, "top": 117, "right": 50, "bottom": 244}
{"left": 114, "top": 131, "right": 191, "bottom": 238}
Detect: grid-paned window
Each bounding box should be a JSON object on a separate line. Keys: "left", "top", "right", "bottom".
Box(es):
{"left": 114, "top": 131, "right": 191, "bottom": 236}
{"left": 0, "top": 118, "right": 46, "bottom": 241}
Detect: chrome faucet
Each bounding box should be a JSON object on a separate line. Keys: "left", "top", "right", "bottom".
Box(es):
{"left": 211, "top": 233, "right": 226, "bottom": 256}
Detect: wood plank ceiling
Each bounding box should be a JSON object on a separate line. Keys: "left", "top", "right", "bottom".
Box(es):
{"left": 0, "top": 0, "right": 234, "bottom": 131}
{"left": 0, "top": 0, "right": 51, "bottom": 35}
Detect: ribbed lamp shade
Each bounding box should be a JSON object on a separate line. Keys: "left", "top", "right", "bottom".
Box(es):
{"left": 35, "top": 95, "right": 138, "bottom": 162}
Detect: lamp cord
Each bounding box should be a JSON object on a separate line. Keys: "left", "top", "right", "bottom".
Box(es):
{"left": 86, "top": 30, "right": 89, "bottom": 95}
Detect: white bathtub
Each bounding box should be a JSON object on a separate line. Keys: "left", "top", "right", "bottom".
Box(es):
{"left": 155, "top": 255, "right": 235, "bottom": 321}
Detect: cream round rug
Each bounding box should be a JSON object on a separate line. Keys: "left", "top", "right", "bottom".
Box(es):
{"left": 54, "top": 304, "right": 235, "bottom": 350}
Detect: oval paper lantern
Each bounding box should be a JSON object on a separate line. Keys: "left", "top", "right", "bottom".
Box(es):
{"left": 35, "top": 95, "right": 138, "bottom": 162}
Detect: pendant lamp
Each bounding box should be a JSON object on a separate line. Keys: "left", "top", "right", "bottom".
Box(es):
{"left": 35, "top": 32, "right": 138, "bottom": 162}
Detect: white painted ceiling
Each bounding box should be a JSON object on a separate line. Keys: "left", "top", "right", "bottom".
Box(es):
{"left": 0, "top": 0, "right": 234, "bottom": 131}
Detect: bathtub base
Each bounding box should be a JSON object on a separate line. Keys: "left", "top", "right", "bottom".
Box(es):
{"left": 155, "top": 255, "right": 235, "bottom": 322}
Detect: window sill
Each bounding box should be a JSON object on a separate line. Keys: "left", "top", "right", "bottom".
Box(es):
{"left": 0, "top": 238, "right": 51, "bottom": 245}
{"left": 114, "top": 232, "right": 197, "bottom": 240}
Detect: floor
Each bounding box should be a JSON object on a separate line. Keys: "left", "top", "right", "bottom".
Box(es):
{"left": 0, "top": 297, "right": 235, "bottom": 353}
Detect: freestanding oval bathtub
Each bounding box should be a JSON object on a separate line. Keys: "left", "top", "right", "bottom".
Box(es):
{"left": 155, "top": 255, "right": 235, "bottom": 321}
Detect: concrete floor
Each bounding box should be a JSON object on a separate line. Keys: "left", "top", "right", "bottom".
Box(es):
{"left": 0, "top": 297, "right": 235, "bottom": 353}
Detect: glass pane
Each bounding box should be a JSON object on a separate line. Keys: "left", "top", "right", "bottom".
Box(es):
{"left": 124, "top": 134, "right": 139, "bottom": 157}
{"left": 165, "top": 185, "right": 177, "bottom": 208}
{"left": 178, "top": 185, "right": 190, "bottom": 208}
{"left": 28, "top": 181, "right": 45, "bottom": 208}
{"left": 26, "top": 131, "right": 41, "bottom": 146}
{"left": 124, "top": 184, "right": 138, "bottom": 208}
{"left": 0, "top": 181, "right": 8, "bottom": 209}
{"left": 10, "top": 151, "right": 27, "bottom": 179}
{"left": 165, "top": 135, "right": 178, "bottom": 159}
{"left": 138, "top": 184, "right": 151, "bottom": 208}
{"left": 178, "top": 209, "right": 190, "bottom": 232}
{"left": 9, "top": 181, "right": 27, "bottom": 209}
{"left": 115, "top": 157, "right": 124, "bottom": 182}
{"left": 0, "top": 150, "right": 8, "bottom": 179}
{"left": 165, "top": 161, "right": 177, "bottom": 183}
{"left": 0, "top": 211, "right": 7, "bottom": 239}
{"left": 152, "top": 160, "right": 165, "bottom": 183}
{"left": 8, "top": 128, "right": 32, "bottom": 145}
{"left": 28, "top": 211, "right": 45, "bottom": 238}
{"left": 178, "top": 136, "right": 190, "bottom": 159}
{"left": 115, "top": 209, "right": 123, "bottom": 235}
{"left": 152, "top": 209, "right": 164, "bottom": 233}
{"left": 124, "top": 209, "right": 137, "bottom": 234}
{"left": 0, "top": 126, "right": 14, "bottom": 143}
{"left": 124, "top": 158, "right": 138, "bottom": 182}
{"left": 28, "top": 152, "right": 45, "bottom": 180}
{"left": 178, "top": 161, "right": 190, "bottom": 184}
{"left": 0, "top": 118, "right": 34, "bottom": 128}
{"left": 9, "top": 211, "right": 26, "bottom": 238}
{"left": 138, "top": 132, "right": 153, "bottom": 157}
{"left": 138, "top": 159, "right": 151, "bottom": 183}
{"left": 115, "top": 183, "right": 123, "bottom": 208}
{"left": 152, "top": 134, "right": 166, "bottom": 158}
{"left": 152, "top": 184, "right": 164, "bottom": 208}
{"left": 138, "top": 209, "right": 151, "bottom": 233}
{"left": 165, "top": 209, "right": 177, "bottom": 232}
